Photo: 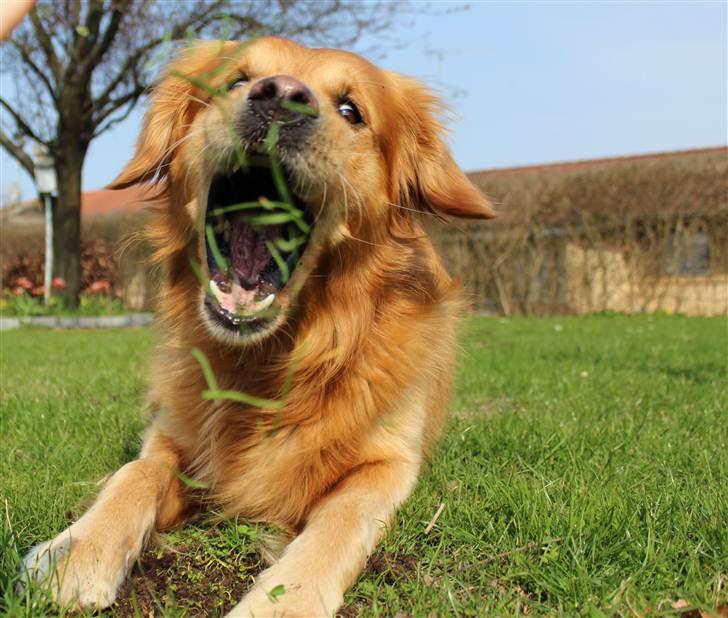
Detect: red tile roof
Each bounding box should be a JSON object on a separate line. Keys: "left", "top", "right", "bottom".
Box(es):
{"left": 81, "top": 184, "right": 162, "bottom": 216}
{"left": 468, "top": 146, "right": 727, "bottom": 179}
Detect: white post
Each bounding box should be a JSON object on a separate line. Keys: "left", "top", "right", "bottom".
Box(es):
{"left": 32, "top": 144, "right": 58, "bottom": 306}
{"left": 43, "top": 194, "right": 53, "bottom": 305}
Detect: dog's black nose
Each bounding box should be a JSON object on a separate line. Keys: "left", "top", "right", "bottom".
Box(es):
{"left": 248, "top": 75, "right": 319, "bottom": 121}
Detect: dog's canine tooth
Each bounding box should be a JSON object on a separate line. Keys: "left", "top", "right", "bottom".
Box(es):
{"left": 209, "top": 279, "right": 225, "bottom": 302}
{"left": 255, "top": 293, "right": 275, "bottom": 312}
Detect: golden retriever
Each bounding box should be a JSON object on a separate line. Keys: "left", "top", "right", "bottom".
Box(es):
{"left": 21, "top": 37, "right": 494, "bottom": 616}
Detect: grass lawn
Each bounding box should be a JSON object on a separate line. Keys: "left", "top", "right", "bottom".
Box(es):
{"left": 1, "top": 315, "right": 726, "bottom": 616}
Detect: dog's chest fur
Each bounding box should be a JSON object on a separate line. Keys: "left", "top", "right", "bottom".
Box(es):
{"left": 149, "top": 317, "right": 441, "bottom": 529}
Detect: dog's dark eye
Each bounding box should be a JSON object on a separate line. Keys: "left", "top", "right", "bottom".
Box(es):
{"left": 228, "top": 75, "right": 249, "bottom": 91}
{"left": 337, "top": 99, "right": 363, "bottom": 125}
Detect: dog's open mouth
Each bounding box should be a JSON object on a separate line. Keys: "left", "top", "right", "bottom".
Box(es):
{"left": 203, "top": 157, "right": 314, "bottom": 333}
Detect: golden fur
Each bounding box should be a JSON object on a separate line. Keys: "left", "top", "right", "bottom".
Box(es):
{"left": 22, "top": 37, "right": 494, "bottom": 616}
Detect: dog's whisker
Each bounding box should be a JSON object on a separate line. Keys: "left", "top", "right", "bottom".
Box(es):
{"left": 151, "top": 126, "right": 202, "bottom": 181}
{"left": 385, "top": 201, "right": 438, "bottom": 217}
{"left": 183, "top": 93, "right": 212, "bottom": 108}
{"left": 184, "top": 141, "right": 216, "bottom": 188}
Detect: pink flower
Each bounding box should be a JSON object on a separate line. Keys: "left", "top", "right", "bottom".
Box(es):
{"left": 31, "top": 286, "right": 45, "bottom": 297}
{"left": 16, "top": 276, "right": 33, "bottom": 290}
{"left": 88, "top": 280, "right": 111, "bottom": 294}
{"left": 13, "top": 286, "right": 26, "bottom": 295}
{"left": 52, "top": 277, "right": 66, "bottom": 289}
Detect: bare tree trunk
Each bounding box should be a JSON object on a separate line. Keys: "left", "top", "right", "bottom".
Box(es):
{"left": 53, "top": 137, "right": 87, "bottom": 308}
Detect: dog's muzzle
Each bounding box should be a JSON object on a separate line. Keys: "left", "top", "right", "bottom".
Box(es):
{"left": 237, "top": 75, "right": 320, "bottom": 147}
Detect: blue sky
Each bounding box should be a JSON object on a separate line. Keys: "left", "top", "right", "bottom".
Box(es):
{"left": 1, "top": 1, "right": 726, "bottom": 202}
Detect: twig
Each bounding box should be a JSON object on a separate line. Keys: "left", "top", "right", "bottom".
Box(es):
{"left": 456, "top": 536, "right": 566, "bottom": 572}
{"left": 424, "top": 502, "right": 445, "bottom": 534}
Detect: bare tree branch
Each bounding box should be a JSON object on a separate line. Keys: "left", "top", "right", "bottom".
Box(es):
{"left": 93, "top": 85, "right": 146, "bottom": 131}
{"left": 0, "top": 97, "right": 50, "bottom": 147}
{"left": 86, "top": 0, "right": 133, "bottom": 69}
{"left": 0, "top": 127, "right": 34, "bottom": 177}
{"left": 8, "top": 41, "right": 58, "bottom": 104}
{"left": 92, "top": 0, "right": 226, "bottom": 112}
{"left": 28, "top": 9, "right": 62, "bottom": 80}
{"left": 93, "top": 94, "right": 141, "bottom": 137}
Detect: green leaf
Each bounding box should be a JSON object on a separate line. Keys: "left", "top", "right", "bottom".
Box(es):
{"left": 75, "top": 25, "right": 90, "bottom": 37}
{"left": 267, "top": 584, "right": 286, "bottom": 603}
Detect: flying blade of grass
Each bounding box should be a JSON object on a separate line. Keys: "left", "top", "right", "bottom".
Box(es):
{"left": 262, "top": 123, "right": 294, "bottom": 207}
{"left": 202, "top": 389, "right": 283, "bottom": 410}
{"left": 268, "top": 339, "right": 310, "bottom": 438}
{"left": 280, "top": 99, "right": 318, "bottom": 117}
{"left": 262, "top": 121, "right": 280, "bottom": 159}
{"left": 187, "top": 244, "right": 213, "bottom": 296}
{"left": 191, "top": 347, "right": 219, "bottom": 391}
{"left": 272, "top": 235, "right": 307, "bottom": 252}
{"left": 210, "top": 39, "right": 251, "bottom": 78}
{"left": 194, "top": 347, "right": 283, "bottom": 410}
{"left": 243, "top": 212, "right": 302, "bottom": 226}
{"left": 209, "top": 199, "right": 285, "bottom": 217}
{"left": 208, "top": 202, "right": 264, "bottom": 217}
{"left": 205, "top": 224, "right": 228, "bottom": 272}
{"left": 170, "top": 70, "right": 224, "bottom": 98}
{"left": 174, "top": 469, "right": 209, "bottom": 490}
{"left": 265, "top": 240, "right": 290, "bottom": 284}
{"left": 258, "top": 197, "right": 311, "bottom": 234}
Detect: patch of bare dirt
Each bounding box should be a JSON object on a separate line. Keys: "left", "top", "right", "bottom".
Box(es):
{"left": 337, "top": 551, "right": 419, "bottom": 618}
{"left": 106, "top": 529, "right": 263, "bottom": 617}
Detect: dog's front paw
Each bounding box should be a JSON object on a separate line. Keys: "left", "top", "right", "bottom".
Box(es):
{"left": 19, "top": 527, "right": 128, "bottom": 609}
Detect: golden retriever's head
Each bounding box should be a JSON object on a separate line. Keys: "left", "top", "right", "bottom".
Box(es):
{"left": 112, "top": 37, "right": 494, "bottom": 345}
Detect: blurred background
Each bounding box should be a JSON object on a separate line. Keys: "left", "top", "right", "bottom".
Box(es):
{"left": 1, "top": 0, "right": 726, "bottom": 317}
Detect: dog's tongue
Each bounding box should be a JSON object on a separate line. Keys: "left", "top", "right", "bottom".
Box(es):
{"left": 229, "top": 218, "right": 282, "bottom": 286}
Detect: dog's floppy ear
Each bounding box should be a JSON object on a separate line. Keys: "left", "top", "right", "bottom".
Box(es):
{"left": 109, "top": 41, "right": 239, "bottom": 190}
{"left": 388, "top": 75, "right": 495, "bottom": 220}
